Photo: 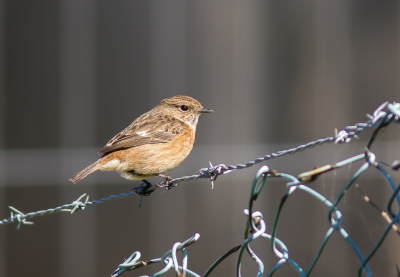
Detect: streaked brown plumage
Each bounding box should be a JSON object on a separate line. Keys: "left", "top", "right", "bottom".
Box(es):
{"left": 69, "top": 95, "right": 213, "bottom": 185}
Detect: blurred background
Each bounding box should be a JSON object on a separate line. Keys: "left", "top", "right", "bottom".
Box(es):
{"left": 0, "top": 0, "right": 400, "bottom": 276}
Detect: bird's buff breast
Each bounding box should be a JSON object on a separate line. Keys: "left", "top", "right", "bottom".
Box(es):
{"left": 100, "top": 132, "right": 194, "bottom": 180}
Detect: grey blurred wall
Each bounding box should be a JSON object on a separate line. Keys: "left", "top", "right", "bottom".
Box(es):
{"left": 0, "top": 1, "right": 400, "bottom": 276}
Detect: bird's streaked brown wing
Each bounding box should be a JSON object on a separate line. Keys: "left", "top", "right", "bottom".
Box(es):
{"left": 98, "top": 112, "right": 184, "bottom": 156}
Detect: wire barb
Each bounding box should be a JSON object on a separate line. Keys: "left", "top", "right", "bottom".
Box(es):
{"left": 8, "top": 206, "right": 34, "bottom": 231}
{"left": 70, "top": 193, "right": 89, "bottom": 214}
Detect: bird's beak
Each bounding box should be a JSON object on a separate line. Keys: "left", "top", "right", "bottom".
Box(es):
{"left": 198, "top": 108, "right": 214, "bottom": 114}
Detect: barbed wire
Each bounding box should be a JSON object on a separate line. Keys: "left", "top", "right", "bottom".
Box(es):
{"left": 0, "top": 101, "right": 398, "bottom": 230}
{"left": 106, "top": 101, "right": 400, "bottom": 277}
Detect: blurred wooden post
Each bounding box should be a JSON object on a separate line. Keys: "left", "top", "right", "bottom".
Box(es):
{"left": 59, "top": 1, "right": 97, "bottom": 276}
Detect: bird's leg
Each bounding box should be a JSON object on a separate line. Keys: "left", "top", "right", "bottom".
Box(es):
{"left": 157, "top": 174, "right": 174, "bottom": 189}
{"left": 142, "top": 179, "right": 152, "bottom": 188}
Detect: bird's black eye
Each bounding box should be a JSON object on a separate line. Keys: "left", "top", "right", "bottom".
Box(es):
{"left": 180, "top": 105, "right": 189, "bottom": 111}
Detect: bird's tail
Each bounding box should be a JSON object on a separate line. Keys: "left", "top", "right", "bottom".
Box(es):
{"left": 69, "top": 160, "right": 101, "bottom": 184}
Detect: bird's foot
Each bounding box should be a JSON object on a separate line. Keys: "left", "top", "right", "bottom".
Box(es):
{"left": 157, "top": 174, "right": 175, "bottom": 190}
{"left": 132, "top": 179, "right": 153, "bottom": 195}
{"left": 132, "top": 180, "right": 154, "bottom": 207}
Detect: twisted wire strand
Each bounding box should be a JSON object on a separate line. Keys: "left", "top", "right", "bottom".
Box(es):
{"left": 0, "top": 130, "right": 362, "bottom": 227}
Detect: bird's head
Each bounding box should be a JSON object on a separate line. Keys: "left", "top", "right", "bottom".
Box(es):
{"left": 157, "top": 95, "right": 213, "bottom": 129}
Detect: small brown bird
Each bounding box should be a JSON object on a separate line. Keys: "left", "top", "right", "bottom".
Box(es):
{"left": 69, "top": 95, "right": 213, "bottom": 186}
